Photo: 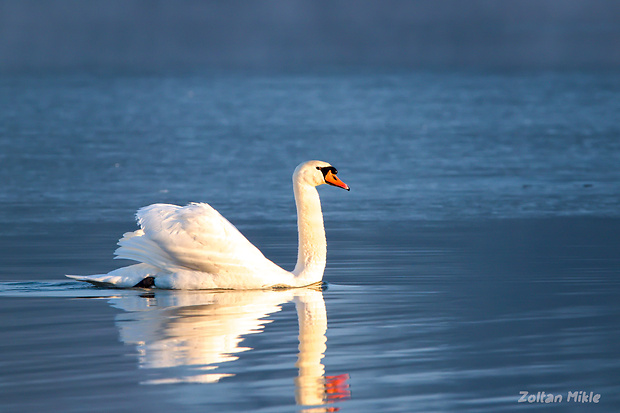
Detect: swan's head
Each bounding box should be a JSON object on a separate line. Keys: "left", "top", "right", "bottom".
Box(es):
{"left": 294, "top": 160, "right": 350, "bottom": 191}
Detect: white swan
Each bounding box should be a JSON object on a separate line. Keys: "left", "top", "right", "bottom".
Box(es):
{"left": 67, "top": 160, "right": 349, "bottom": 289}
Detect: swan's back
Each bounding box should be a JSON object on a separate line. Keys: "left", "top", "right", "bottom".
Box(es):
{"left": 116, "top": 203, "right": 280, "bottom": 277}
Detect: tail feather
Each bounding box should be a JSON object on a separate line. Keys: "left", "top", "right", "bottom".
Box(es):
{"left": 66, "top": 263, "right": 159, "bottom": 288}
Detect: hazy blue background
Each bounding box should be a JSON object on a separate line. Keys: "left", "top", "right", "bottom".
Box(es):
{"left": 1, "top": 0, "right": 620, "bottom": 73}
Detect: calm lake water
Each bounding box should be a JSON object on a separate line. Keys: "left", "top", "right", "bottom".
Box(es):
{"left": 1, "top": 72, "right": 619, "bottom": 412}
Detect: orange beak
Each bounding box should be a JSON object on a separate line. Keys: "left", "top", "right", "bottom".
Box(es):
{"left": 325, "top": 170, "right": 350, "bottom": 191}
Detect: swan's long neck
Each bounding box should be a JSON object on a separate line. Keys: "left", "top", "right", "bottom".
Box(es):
{"left": 292, "top": 181, "right": 326, "bottom": 284}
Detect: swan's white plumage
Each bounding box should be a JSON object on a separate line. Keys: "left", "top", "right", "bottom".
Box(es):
{"left": 117, "top": 203, "right": 279, "bottom": 275}
{"left": 66, "top": 160, "right": 348, "bottom": 290}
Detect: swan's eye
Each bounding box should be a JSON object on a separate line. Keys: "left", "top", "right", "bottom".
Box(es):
{"left": 316, "top": 166, "right": 321, "bottom": 170}
{"left": 318, "top": 166, "right": 338, "bottom": 179}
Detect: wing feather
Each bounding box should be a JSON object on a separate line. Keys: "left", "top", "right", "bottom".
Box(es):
{"left": 115, "top": 203, "right": 272, "bottom": 276}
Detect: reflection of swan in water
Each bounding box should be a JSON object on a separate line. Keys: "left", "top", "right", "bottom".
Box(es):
{"left": 107, "top": 288, "right": 350, "bottom": 408}
{"left": 293, "top": 290, "right": 350, "bottom": 410}
{"left": 111, "top": 289, "right": 285, "bottom": 383}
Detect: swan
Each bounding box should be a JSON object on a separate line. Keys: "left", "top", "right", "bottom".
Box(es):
{"left": 67, "top": 160, "right": 349, "bottom": 289}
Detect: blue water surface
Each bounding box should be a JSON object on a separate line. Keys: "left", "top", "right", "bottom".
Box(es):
{"left": 0, "top": 72, "right": 619, "bottom": 412}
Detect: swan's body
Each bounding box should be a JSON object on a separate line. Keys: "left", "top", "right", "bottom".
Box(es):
{"left": 67, "top": 160, "right": 349, "bottom": 289}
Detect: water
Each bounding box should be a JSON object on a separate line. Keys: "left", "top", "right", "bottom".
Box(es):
{"left": 1, "top": 72, "right": 619, "bottom": 412}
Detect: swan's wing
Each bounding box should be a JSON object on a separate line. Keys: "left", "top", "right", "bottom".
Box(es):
{"left": 115, "top": 203, "right": 274, "bottom": 275}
